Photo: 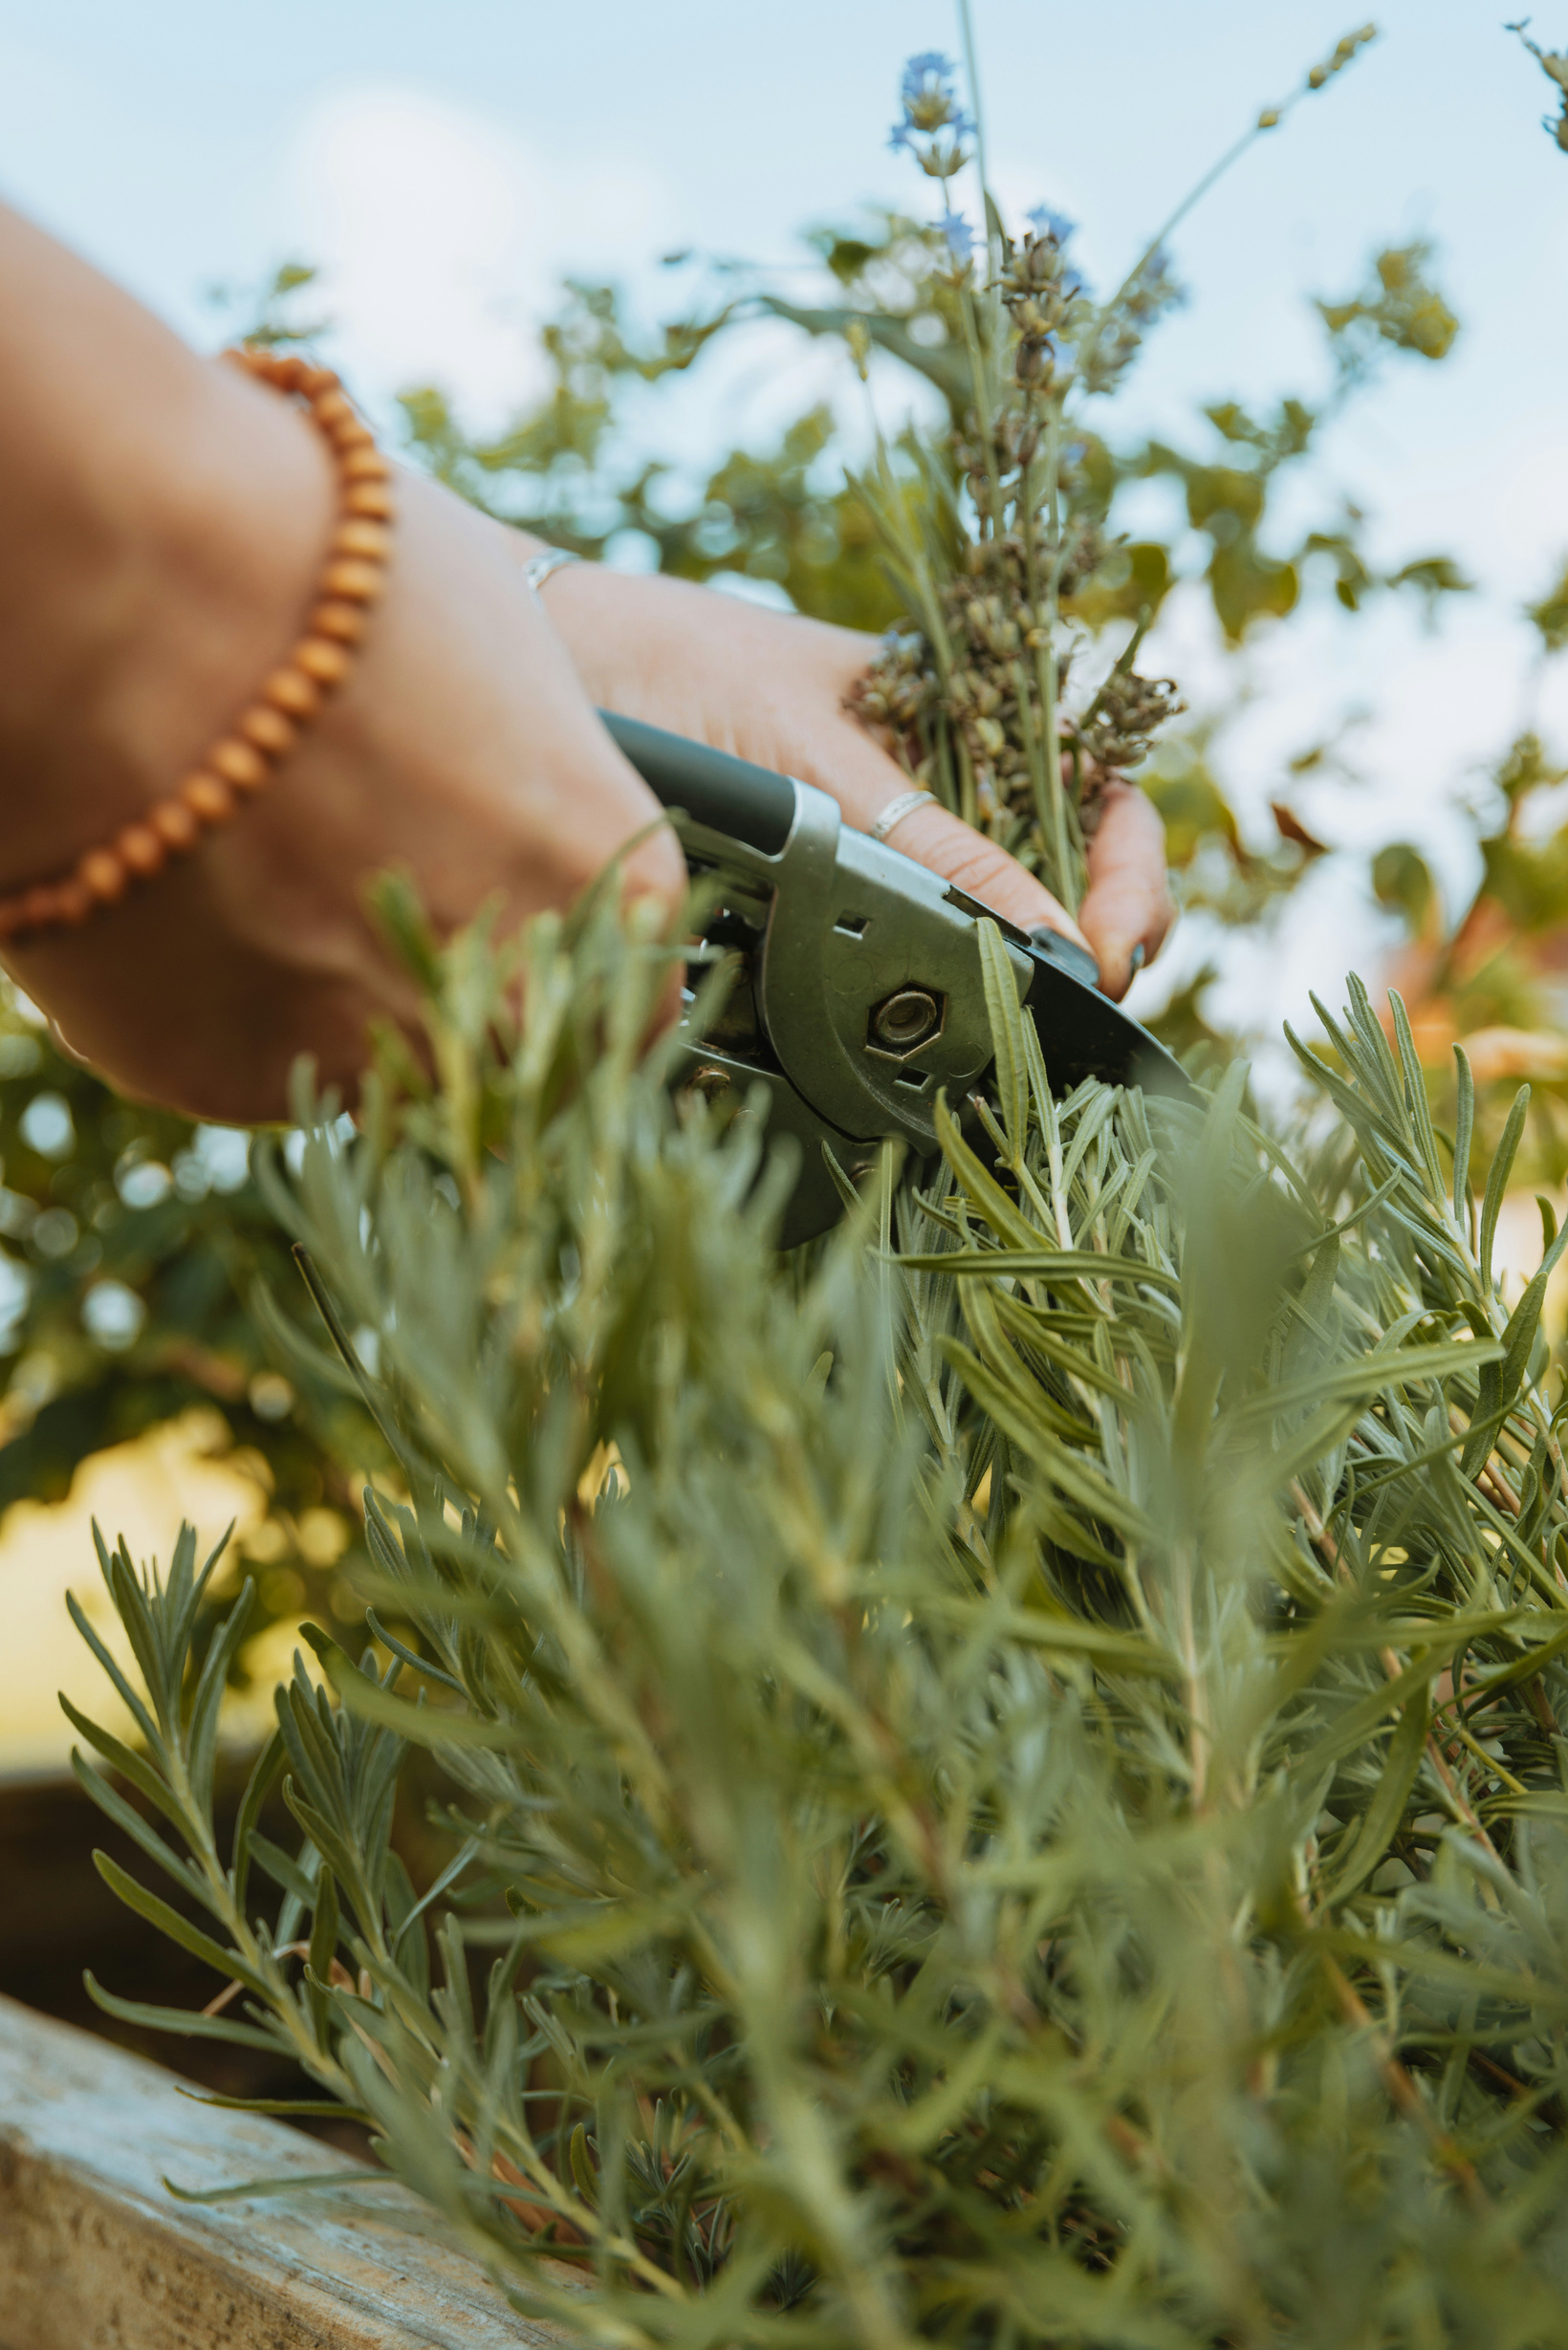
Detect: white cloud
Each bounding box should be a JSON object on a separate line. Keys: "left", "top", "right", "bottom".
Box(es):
{"left": 281, "top": 84, "right": 680, "bottom": 427}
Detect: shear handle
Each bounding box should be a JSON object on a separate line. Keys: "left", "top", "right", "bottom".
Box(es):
{"left": 599, "top": 710, "right": 796, "bottom": 857}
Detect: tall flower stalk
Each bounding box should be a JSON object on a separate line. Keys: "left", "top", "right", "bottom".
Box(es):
{"left": 853, "top": 24, "right": 1379, "bottom": 915}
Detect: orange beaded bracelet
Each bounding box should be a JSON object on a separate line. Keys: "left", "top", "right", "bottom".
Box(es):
{"left": 0, "top": 346, "right": 394, "bottom": 944}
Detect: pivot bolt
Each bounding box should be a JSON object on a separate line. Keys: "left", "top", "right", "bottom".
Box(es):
{"left": 871, "top": 988, "right": 941, "bottom": 1052}
{"left": 683, "top": 1063, "right": 731, "bottom": 1104}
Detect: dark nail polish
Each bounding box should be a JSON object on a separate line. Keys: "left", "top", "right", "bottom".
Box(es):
{"left": 1028, "top": 926, "right": 1101, "bottom": 990}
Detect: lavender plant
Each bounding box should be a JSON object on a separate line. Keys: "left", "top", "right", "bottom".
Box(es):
{"left": 67, "top": 863, "right": 1568, "bottom": 2347}
{"left": 51, "top": 26, "right": 1568, "bottom": 2348}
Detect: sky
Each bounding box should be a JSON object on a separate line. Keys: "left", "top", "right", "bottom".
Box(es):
{"left": 3, "top": 0, "right": 1567, "bottom": 1045}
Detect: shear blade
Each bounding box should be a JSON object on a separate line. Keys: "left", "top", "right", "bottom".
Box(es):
{"left": 1021, "top": 946, "right": 1193, "bottom": 1101}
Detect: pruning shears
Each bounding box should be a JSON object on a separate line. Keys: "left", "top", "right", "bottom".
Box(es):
{"left": 603, "top": 711, "right": 1191, "bottom": 1247}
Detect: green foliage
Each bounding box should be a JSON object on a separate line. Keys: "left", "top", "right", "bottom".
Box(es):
{"left": 1134, "top": 243, "right": 1466, "bottom": 649}
{"left": 1318, "top": 241, "right": 1461, "bottom": 374}
{"left": 71, "top": 877, "right": 1568, "bottom": 2345}
{"left": 207, "top": 258, "right": 332, "bottom": 352}
{"left": 1373, "top": 842, "right": 1438, "bottom": 933}
{"left": 398, "top": 273, "right": 902, "bottom": 632}
{"left": 1527, "top": 557, "right": 1568, "bottom": 654}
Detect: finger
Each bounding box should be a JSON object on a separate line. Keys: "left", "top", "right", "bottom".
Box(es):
{"left": 615, "top": 826, "right": 688, "bottom": 1035}
{"left": 1078, "top": 782, "right": 1175, "bottom": 1000}
{"left": 758, "top": 661, "right": 1092, "bottom": 948}
{"left": 613, "top": 801, "right": 688, "bottom": 917}
{"left": 569, "top": 741, "right": 688, "bottom": 1033}
{"left": 539, "top": 582, "right": 1090, "bottom": 957}
{"left": 878, "top": 799, "right": 1091, "bottom": 948}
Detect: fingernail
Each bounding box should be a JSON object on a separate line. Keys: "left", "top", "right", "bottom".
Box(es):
{"left": 1128, "top": 943, "right": 1146, "bottom": 976}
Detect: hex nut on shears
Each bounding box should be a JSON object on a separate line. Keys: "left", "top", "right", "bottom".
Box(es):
{"left": 867, "top": 988, "right": 944, "bottom": 1059}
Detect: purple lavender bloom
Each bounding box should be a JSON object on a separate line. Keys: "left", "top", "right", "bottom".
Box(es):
{"left": 939, "top": 209, "right": 975, "bottom": 263}
{"left": 891, "top": 51, "right": 976, "bottom": 146}
{"left": 901, "top": 51, "right": 958, "bottom": 108}
{"left": 1026, "top": 204, "right": 1077, "bottom": 246}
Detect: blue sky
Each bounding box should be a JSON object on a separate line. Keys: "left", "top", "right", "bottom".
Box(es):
{"left": 1, "top": 1, "right": 1556, "bottom": 434}
{"left": 3, "top": 0, "right": 1567, "bottom": 1041}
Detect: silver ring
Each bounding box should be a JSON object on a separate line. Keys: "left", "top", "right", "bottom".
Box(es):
{"left": 521, "top": 546, "right": 582, "bottom": 595}
{"left": 869, "top": 788, "right": 938, "bottom": 844}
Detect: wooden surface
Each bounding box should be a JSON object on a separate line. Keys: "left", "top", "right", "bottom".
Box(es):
{"left": 0, "top": 1994, "right": 570, "bottom": 2349}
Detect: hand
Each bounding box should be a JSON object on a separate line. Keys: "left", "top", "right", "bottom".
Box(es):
{"left": 1, "top": 461, "right": 685, "bottom": 1124}
{"left": 530, "top": 559, "right": 1175, "bottom": 1000}
{"left": 0, "top": 208, "right": 684, "bottom": 1124}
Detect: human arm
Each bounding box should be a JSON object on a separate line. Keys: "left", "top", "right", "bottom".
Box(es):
{"left": 0, "top": 203, "right": 683, "bottom": 1121}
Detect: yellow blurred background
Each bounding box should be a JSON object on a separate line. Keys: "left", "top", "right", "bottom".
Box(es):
{"left": 0, "top": 1407, "right": 329, "bottom": 1778}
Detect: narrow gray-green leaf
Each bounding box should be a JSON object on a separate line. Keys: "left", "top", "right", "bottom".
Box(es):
{"left": 1452, "top": 1043, "right": 1474, "bottom": 1226}
{"left": 83, "top": 1973, "right": 283, "bottom": 2052}
{"left": 93, "top": 1851, "right": 271, "bottom": 1996}
{"left": 1480, "top": 1085, "right": 1531, "bottom": 1291}
{"left": 1321, "top": 1683, "right": 1429, "bottom": 1904}
{"left": 1387, "top": 989, "right": 1444, "bottom": 1202}
{"left": 897, "top": 1246, "right": 1177, "bottom": 1291}
{"left": 976, "top": 917, "right": 1029, "bottom": 1165}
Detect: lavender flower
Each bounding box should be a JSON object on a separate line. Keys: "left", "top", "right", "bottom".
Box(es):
{"left": 901, "top": 53, "right": 973, "bottom": 130}
{"left": 889, "top": 50, "right": 975, "bottom": 154}
{"left": 902, "top": 52, "right": 950, "bottom": 92}
{"left": 1025, "top": 203, "right": 1077, "bottom": 246}
{"left": 938, "top": 209, "right": 975, "bottom": 263}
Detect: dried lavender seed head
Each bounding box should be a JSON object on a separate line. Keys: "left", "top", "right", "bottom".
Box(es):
{"left": 1078, "top": 667, "right": 1187, "bottom": 770}
{"left": 1303, "top": 22, "right": 1378, "bottom": 91}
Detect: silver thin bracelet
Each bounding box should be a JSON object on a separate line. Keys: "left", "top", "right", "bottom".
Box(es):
{"left": 869, "top": 788, "right": 938, "bottom": 844}
{"left": 521, "top": 546, "right": 583, "bottom": 594}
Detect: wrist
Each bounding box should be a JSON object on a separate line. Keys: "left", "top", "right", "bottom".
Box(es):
{"left": 0, "top": 354, "right": 335, "bottom": 893}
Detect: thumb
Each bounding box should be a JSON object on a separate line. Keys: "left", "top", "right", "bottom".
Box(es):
{"left": 867, "top": 798, "right": 1091, "bottom": 953}
{"left": 1078, "top": 781, "right": 1176, "bottom": 1001}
